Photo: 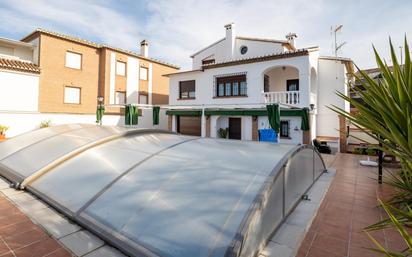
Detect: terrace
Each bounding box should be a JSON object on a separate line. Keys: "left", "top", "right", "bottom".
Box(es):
{"left": 0, "top": 126, "right": 402, "bottom": 257}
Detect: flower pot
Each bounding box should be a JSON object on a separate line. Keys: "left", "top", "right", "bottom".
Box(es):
{"left": 0, "top": 134, "right": 5, "bottom": 141}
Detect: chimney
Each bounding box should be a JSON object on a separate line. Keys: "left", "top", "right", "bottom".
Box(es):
{"left": 140, "top": 40, "right": 149, "bottom": 57}
{"left": 224, "top": 22, "right": 235, "bottom": 59}
{"left": 285, "top": 33, "right": 297, "bottom": 49}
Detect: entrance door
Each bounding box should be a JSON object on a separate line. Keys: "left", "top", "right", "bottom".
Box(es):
{"left": 228, "top": 118, "right": 241, "bottom": 140}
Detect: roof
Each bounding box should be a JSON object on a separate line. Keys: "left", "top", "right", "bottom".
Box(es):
{"left": 201, "top": 48, "right": 313, "bottom": 69}
{"left": 319, "top": 56, "right": 354, "bottom": 74}
{"left": 190, "top": 36, "right": 294, "bottom": 58}
{"left": 163, "top": 69, "right": 203, "bottom": 77}
{"left": 0, "top": 124, "right": 325, "bottom": 257}
{"left": 0, "top": 37, "right": 35, "bottom": 48}
{"left": 0, "top": 57, "right": 40, "bottom": 74}
{"left": 21, "top": 28, "right": 179, "bottom": 69}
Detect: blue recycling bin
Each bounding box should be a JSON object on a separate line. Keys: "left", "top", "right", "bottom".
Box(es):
{"left": 258, "top": 129, "right": 278, "bottom": 143}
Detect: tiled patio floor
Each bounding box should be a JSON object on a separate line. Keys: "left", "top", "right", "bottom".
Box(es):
{"left": 296, "top": 153, "right": 404, "bottom": 257}
{"left": 0, "top": 192, "right": 73, "bottom": 257}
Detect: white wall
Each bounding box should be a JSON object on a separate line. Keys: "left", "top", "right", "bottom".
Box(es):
{"left": 0, "top": 42, "right": 34, "bottom": 62}
{"left": 316, "top": 59, "right": 348, "bottom": 138}
{"left": 192, "top": 37, "right": 285, "bottom": 70}
{"left": 0, "top": 70, "right": 39, "bottom": 112}
{"left": 126, "top": 57, "right": 139, "bottom": 104}
{"left": 170, "top": 54, "right": 312, "bottom": 108}
{"left": 0, "top": 108, "right": 168, "bottom": 138}
{"left": 265, "top": 66, "right": 299, "bottom": 92}
{"left": 258, "top": 116, "right": 303, "bottom": 144}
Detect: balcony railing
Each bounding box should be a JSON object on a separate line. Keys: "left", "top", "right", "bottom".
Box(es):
{"left": 263, "top": 91, "right": 300, "bottom": 105}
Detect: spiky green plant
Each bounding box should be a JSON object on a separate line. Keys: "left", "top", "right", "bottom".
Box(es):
{"left": 364, "top": 200, "right": 412, "bottom": 257}
{"left": 330, "top": 38, "right": 412, "bottom": 206}
{"left": 330, "top": 38, "right": 412, "bottom": 256}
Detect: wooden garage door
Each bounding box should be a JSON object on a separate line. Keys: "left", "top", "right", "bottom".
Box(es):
{"left": 177, "top": 116, "right": 201, "bottom": 136}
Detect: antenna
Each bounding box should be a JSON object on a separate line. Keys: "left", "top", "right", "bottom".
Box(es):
{"left": 333, "top": 24, "right": 346, "bottom": 58}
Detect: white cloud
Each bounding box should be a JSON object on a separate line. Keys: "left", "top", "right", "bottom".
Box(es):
{"left": 0, "top": 0, "right": 411, "bottom": 70}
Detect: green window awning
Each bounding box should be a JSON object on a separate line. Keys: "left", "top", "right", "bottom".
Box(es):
{"left": 165, "top": 110, "right": 202, "bottom": 116}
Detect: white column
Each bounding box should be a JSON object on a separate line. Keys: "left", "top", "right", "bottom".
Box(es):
{"left": 210, "top": 116, "right": 219, "bottom": 138}
{"left": 172, "top": 115, "right": 177, "bottom": 132}
{"left": 148, "top": 63, "right": 153, "bottom": 105}
{"left": 109, "top": 52, "right": 116, "bottom": 104}
{"left": 201, "top": 107, "right": 206, "bottom": 137}
{"left": 126, "top": 57, "right": 139, "bottom": 104}
{"left": 299, "top": 71, "right": 310, "bottom": 107}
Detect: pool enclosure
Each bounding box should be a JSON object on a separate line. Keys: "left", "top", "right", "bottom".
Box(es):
{"left": 0, "top": 124, "right": 326, "bottom": 257}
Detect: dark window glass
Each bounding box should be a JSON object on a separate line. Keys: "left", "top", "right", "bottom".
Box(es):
{"left": 232, "top": 82, "right": 239, "bottom": 96}
{"left": 240, "top": 46, "right": 248, "bottom": 55}
{"left": 216, "top": 75, "right": 247, "bottom": 97}
{"left": 202, "top": 59, "right": 215, "bottom": 65}
{"left": 280, "top": 120, "right": 290, "bottom": 138}
{"left": 264, "top": 75, "right": 270, "bottom": 92}
{"left": 179, "top": 80, "right": 195, "bottom": 99}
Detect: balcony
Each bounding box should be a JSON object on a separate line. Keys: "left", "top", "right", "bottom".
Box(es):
{"left": 263, "top": 91, "right": 300, "bottom": 106}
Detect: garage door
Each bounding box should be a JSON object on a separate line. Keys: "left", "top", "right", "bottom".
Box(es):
{"left": 177, "top": 116, "right": 201, "bottom": 136}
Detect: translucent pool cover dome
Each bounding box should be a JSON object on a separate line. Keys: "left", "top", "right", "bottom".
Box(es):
{"left": 0, "top": 124, "right": 325, "bottom": 257}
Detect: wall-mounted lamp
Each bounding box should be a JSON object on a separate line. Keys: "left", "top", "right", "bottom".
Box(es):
{"left": 294, "top": 126, "right": 299, "bottom": 131}
{"left": 309, "top": 104, "right": 315, "bottom": 111}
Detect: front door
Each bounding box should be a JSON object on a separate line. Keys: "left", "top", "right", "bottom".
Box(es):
{"left": 229, "top": 118, "right": 241, "bottom": 140}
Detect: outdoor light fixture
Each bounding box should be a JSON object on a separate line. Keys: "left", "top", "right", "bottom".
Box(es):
{"left": 309, "top": 104, "right": 315, "bottom": 111}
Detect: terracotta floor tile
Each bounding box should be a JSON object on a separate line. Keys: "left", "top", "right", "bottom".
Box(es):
{"left": 317, "top": 222, "right": 351, "bottom": 241}
{"left": 13, "top": 237, "right": 62, "bottom": 257}
{"left": 348, "top": 245, "right": 380, "bottom": 257}
{"left": 306, "top": 245, "right": 344, "bottom": 257}
{"left": 0, "top": 239, "right": 11, "bottom": 255}
{"left": 311, "top": 234, "right": 348, "bottom": 256}
{"left": 4, "top": 227, "right": 48, "bottom": 250}
{"left": 43, "top": 247, "right": 73, "bottom": 257}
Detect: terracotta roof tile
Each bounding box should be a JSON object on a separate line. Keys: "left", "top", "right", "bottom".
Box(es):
{"left": 0, "top": 58, "right": 40, "bottom": 74}
{"left": 202, "top": 49, "right": 311, "bottom": 69}
{"left": 22, "top": 28, "right": 179, "bottom": 69}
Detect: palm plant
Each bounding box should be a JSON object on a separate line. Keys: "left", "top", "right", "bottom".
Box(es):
{"left": 330, "top": 38, "right": 412, "bottom": 256}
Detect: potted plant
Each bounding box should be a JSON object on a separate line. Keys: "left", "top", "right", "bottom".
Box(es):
{"left": 0, "top": 125, "right": 9, "bottom": 140}
{"left": 39, "top": 120, "right": 51, "bottom": 128}
{"left": 217, "top": 128, "right": 228, "bottom": 139}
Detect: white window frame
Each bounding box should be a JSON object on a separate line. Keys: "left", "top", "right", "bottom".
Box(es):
{"left": 64, "top": 86, "right": 81, "bottom": 104}
{"left": 116, "top": 61, "right": 126, "bottom": 76}
{"left": 139, "top": 94, "right": 148, "bottom": 104}
{"left": 140, "top": 67, "right": 148, "bottom": 80}
{"left": 115, "top": 91, "right": 126, "bottom": 105}
{"left": 65, "top": 51, "right": 82, "bottom": 69}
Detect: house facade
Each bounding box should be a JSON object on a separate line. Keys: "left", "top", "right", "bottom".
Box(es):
{"left": 166, "top": 23, "right": 353, "bottom": 149}
{"left": 0, "top": 29, "right": 178, "bottom": 136}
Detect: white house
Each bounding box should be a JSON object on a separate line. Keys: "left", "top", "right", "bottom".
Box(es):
{"left": 165, "top": 23, "right": 353, "bottom": 149}
{"left": 0, "top": 37, "right": 40, "bottom": 113}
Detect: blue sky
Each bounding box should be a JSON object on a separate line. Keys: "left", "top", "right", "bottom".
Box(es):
{"left": 0, "top": 0, "right": 410, "bottom": 70}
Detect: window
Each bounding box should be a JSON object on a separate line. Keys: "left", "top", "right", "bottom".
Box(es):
{"left": 65, "top": 51, "right": 82, "bottom": 69}
{"left": 286, "top": 79, "right": 299, "bottom": 91}
{"left": 140, "top": 67, "right": 148, "bottom": 80}
{"left": 202, "top": 59, "right": 215, "bottom": 65}
{"left": 216, "top": 75, "right": 247, "bottom": 97}
{"left": 179, "top": 80, "right": 195, "bottom": 99}
{"left": 64, "top": 86, "right": 81, "bottom": 104}
{"left": 139, "top": 94, "right": 148, "bottom": 104}
{"left": 116, "top": 61, "right": 126, "bottom": 76}
{"left": 115, "top": 91, "right": 126, "bottom": 105}
{"left": 240, "top": 46, "right": 248, "bottom": 55}
{"left": 264, "top": 75, "right": 270, "bottom": 92}
{"left": 280, "top": 120, "right": 290, "bottom": 138}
